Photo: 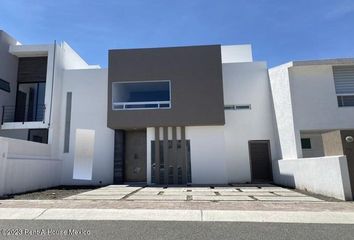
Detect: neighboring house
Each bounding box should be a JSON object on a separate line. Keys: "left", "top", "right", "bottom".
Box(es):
{"left": 269, "top": 60, "right": 354, "bottom": 200}
{"left": 0, "top": 30, "right": 353, "bottom": 200}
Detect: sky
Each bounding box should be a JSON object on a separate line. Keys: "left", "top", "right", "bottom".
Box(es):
{"left": 1, "top": 0, "right": 354, "bottom": 68}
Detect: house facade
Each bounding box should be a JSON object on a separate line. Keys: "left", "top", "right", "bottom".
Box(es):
{"left": 0, "top": 30, "right": 353, "bottom": 200}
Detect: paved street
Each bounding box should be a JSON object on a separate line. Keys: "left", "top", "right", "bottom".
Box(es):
{"left": 0, "top": 220, "right": 353, "bottom": 240}
{"left": 64, "top": 184, "right": 323, "bottom": 202}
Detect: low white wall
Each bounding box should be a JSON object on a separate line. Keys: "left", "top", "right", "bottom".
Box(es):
{"left": 273, "top": 156, "right": 353, "bottom": 200}
{"left": 0, "top": 137, "right": 62, "bottom": 196}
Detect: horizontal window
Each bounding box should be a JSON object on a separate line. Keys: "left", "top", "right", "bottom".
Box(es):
{"left": 333, "top": 65, "right": 354, "bottom": 107}
{"left": 224, "top": 104, "right": 251, "bottom": 110}
{"left": 0, "top": 78, "right": 10, "bottom": 93}
{"left": 112, "top": 81, "right": 171, "bottom": 110}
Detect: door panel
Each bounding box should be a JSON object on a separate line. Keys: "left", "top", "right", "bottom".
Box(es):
{"left": 249, "top": 141, "right": 273, "bottom": 182}
{"left": 124, "top": 130, "right": 147, "bottom": 182}
{"left": 151, "top": 140, "right": 191, "bottom": 185}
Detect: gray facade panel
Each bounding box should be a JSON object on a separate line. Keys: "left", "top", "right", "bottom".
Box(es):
{"left": 0, "top": 31, "right": 19, "bottom": 122}
{"left": 63, "top": 92, "right": 72, "bottom": 153}
{"left": 107, "top": 45, "right": 225, "bottom": 129}
{"left": 18, "top": 57, "right": 47, "bottom": 83}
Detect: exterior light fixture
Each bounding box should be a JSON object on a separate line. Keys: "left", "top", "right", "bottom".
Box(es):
{"left": 345, "top": 136, "right": 354, "bottom": 143}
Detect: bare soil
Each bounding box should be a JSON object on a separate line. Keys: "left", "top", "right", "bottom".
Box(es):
{"left": 2, "top": 186, "right": 98, "bottom": 200}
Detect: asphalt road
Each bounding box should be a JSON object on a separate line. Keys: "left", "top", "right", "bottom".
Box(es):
{"left": 0, "top": 220, "right": 353, "bottom": 240}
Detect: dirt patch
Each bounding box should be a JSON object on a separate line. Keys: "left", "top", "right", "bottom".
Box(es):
{"left": 3, "top": 186, "right": 99, "bottom": 200}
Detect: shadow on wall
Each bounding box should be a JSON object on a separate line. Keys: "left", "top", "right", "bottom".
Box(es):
{"left": 272, "top": 160, "right": 295, "bottom": 188}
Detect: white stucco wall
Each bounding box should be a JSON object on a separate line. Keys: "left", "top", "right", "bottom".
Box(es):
{"left": 0, "top": 137, "right": 62, "bottom": 196}
{"left": 223, "top": 62, "right": 279, "bottom": 183}
{"left": 273, "top": 156, "right": 353, "bottom": 200}
{"left": 290, "top": 65, "right": 354, "bottom": 130}
{"left": 221, "top": 45, "right": 253, "bottom": 63}
{"left": 186, "top": 126, "right": 228, "bottom": 184}
{"left": 269, "top": 63, "right": 301, "bottom": 159}
{"left": 59, "top": 69, "right": 114, "bottom": 186}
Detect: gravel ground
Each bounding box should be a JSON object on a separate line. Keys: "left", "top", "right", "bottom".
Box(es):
{"left": 2, "top": 186, "right": 98, "bottom": 200}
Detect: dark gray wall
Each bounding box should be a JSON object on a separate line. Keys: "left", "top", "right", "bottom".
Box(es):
{"left": 0, "top": 31, "right": 19, "bottom": 121}
{"left": 108, "top": 45, "right": 225, "bottom": 129}
{"left": 18, "top": 57, "right": 47, "bottom": 83}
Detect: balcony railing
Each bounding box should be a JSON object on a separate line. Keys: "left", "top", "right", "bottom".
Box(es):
{"left": 1, "top": 104, "right": 46, "bottom": 124}
{"left": 112, "top": 101, "right": 171, "bottom": 110}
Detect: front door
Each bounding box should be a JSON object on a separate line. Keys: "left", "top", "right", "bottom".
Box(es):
{"left": 249, "top": 140, "right": 273, "bottom": 182}
{"left": 124, "top": 130, "right": 147, "bottom": 182}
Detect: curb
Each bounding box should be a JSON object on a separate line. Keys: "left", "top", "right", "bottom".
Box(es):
{"left": 0, "top": 208, "right": 354, "bottom": 224}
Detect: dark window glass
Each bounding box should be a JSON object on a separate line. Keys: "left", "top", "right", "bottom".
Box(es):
{"left": 113, "top": 81, "right": 170, "bottom": 102}
{"left": 338, "top": 96, "right": 354, "bottom": 107}
{"left": 0, "top": 79, "right": 10, "bottom": 92}
{"left": 15, "top": 82, "right": 46, "bottom": 122}
{"left": 301, "top": 138, "right": 312, "bottom": 149}
{"left": 28, "top": 129, "right": 48, "bottom": 144}
{"left": 235, "top": 105, "right": 251, "bottom": 110}
{"left": 224, "top": 105, "right": 235, "bottom": 110}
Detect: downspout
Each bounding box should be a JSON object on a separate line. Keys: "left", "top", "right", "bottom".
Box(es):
{"left": 48, "top": 40, "right": 57, "bottom": 126}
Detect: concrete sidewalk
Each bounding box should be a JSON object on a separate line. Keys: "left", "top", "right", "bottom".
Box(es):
{"left": 0, "top": 208, "right": 354, "bottom": 224}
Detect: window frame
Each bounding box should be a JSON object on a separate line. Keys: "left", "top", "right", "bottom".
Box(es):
{"left": 112, "top": 80, "right": 172, "bottom": 111}
{"left": 337, "top": 94, "right": 354, "bottom": 108}
{"left": 333, "top": 65, "right": 354, "bottom": 108}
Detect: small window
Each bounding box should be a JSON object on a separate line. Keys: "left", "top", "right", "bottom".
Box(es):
{"left": 301, "top": 138, "right": 312, "bottom": 149}
{"left": 0, "top": 78, "right": 10, "bottom": 93}
{"left": 333, "top": 66, "right": 354, "bottom": 107}
{"left": 236, "top": 105, "right": 251, "bottom": 110}
{"left": 224, "top": 104, "right": 251, "bottom": 110}
{"left": 224, "top": 105, "right": 235, "bottom": 110}
{"left": 112, "top": 80, "right": 171, "bottom": 110}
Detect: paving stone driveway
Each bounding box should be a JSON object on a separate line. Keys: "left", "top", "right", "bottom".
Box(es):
{"left": 65, "top": 184, "right": 323, "bottom": 202}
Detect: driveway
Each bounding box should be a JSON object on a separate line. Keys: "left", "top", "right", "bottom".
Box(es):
{"left": 64, "top": 184, "right": 323, "bottom": 202}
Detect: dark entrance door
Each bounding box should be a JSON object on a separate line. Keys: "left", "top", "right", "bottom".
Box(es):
{"left": 124, "top": 130, "right": 147, "bottom": 182}
{"left": 249, "top": 140, "right": 273, "bottom": 182}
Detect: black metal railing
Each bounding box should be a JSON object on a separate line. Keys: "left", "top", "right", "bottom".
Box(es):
{"left": 1, "top": 104, "right": 45, "bottom": 124}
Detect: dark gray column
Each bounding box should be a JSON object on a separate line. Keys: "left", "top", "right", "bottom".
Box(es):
{"left": 154, "top": 127, "right": 160, "bottom": 184}
{"left": 63, "top": 92, "right": 72, "bottom": 153}
{"left": 114, "top": 130, "right": 125, "bottom": 184}
{"left": 180, "top": 126, "right": 187, "bottom": 184}
{"left": 172, "top": 127, "right": 178, "bottom": 184}
{"left": 163, "top": 127, "right": 169, "bottom": 184}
